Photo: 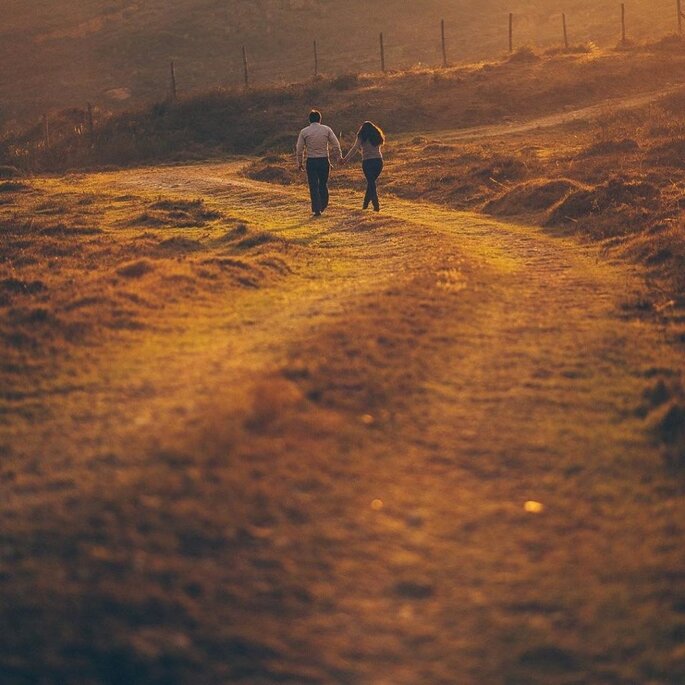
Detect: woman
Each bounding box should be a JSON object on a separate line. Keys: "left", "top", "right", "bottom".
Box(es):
{"left": 342, "top": 121, "right": 385, "bottom": 211}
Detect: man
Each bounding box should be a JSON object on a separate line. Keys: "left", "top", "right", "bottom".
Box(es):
{"left": 296, "top": 110, "right": 342, "bottom": 217}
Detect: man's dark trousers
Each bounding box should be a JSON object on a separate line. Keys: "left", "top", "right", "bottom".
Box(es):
{"left": 306, "top": 157, "right": 330, "bottom": 214}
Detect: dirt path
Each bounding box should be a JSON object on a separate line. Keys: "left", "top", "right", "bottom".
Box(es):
{"left": 402, "top": 86, "right": 681, "bottom": 143}
{"left": 2, "top": 162, "right": 684, "bottom": 684}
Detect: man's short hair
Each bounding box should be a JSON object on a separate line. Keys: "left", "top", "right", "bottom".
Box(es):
{"left": 309, "top": 110, "right": 322, "bottom": 123}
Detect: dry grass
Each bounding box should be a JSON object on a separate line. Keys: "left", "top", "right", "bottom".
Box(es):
{"left": 2, "top": 33, "right": 685, "bottom": 685}
{"left": 2, "top": 172, "right": 684, "bottom": 682}
{"left": 4, "top": 42, "right": 685, "bottom": 172}
{"left": 244, "top": 82, "right": 685, "bottom": 304}
{"left": 0, "top": 0, "right": 679, "bottom": 128}
{"left": 0, "top": 182, "right": 298, "bottom": 406}
{"left": 240, "top": 70, "right": 685, "bottom": 471}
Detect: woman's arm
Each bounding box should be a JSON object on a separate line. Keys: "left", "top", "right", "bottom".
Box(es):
{"left": 342, "top": 138, "right": 361, "bottom": 164}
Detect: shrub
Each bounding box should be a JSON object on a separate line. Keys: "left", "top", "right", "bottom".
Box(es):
{"left": 647, "top": 138, "right": 685, "bottom": 169}
{"left": 484, "top": 179, "right": 584, "bottom": 216}
{"left": 508, "top": 47, "right": 540, "bottom": 63}
{"left": 0, "top": 165, "right": 20, "bottom": 178}
{"left": 250, "top": 165, "right": 293, "bottom": 185}
{"left": 546, "top": 178, "right": 660, "bottom": 227}
{"left": 469, "top": 155, "right": 528, "bottom": 183}
{"left": 0, "top": 181, "right": 29, "bottom": 192}
{"left": 331, "top": 73, "right": 359, "bottom": 91}
{"left": 579, "top": 139, "right": 639, "bottom": 157}
{"left": 235, "top": 232, "right": 279, "bottom": 250}
{"left": 649, "top": 34, "right": 685, "bottom": 52}
{"left": 654, "top": 403, "right": 685, "bottom": 469}
{"left": 545, "top": 44, "right": 593, "bottom": 56}
{"left": 659, "top": 89, "right": 685, "bottom": 114}
{"left": 116, "top": 260, "right": 155, "bottom": 278}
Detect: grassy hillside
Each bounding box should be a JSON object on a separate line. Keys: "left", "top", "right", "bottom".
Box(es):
{"left": 243, "top": 80, "right": 685, "bottom": 303}
{"left": 4, "top": 40, "right": 685, "bottom": 169}
{"left": 2, "top": 15, "right": 685, "bottom": 681}
{"left": 0, "top": 0, "right": 679, "bottom": 128}
{"left": 2, "top": 37, "right": 684, "bottom": 304}
{"left": 14, "top": 39, "right": 675, "bottom": 303}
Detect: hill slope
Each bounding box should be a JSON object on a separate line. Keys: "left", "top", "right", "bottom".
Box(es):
{"left": 0, "top": 0, "right": 678, "bottom": 127}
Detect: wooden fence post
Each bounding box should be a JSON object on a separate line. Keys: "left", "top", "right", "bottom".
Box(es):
{"left": 314, "top": 40, "right": 319, "bottom": 77}
{"left": 43, "top": 114, "right": 50, "bottom": 149}
{"left": 509, "top": 13, "right": 514, "bottom": 52}
{"left": 441, "top": 19, "right": 448, "bottom": 68}
{"left": 563, "top": 13, "right": 569, "bottom": 49}
{"left": 242, "top": 45, "right": 249, "bottom": 88}
{"left": 87, "top": 102, "right": 94, "bottom": 145}
{"left": 678, "top": 0, "right": 683, "bottom": 34}
{"left": 621, "top": 3, "right": 626, "bottom": 44}
{"left": 170, "top": 61, "right": 177, "bottom": 101}
{"left": 380, "top": 32, "right": 386, "bottom": 72}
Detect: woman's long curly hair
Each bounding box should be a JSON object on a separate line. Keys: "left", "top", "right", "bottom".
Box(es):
{"left": 357, "top": 121, "right": 385, "bottom": 147}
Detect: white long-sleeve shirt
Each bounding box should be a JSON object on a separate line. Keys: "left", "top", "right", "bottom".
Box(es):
{"left": 296, "top": 122, "right": 342, "bottom": 165}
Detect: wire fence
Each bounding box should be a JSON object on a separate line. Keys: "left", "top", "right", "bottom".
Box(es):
{"left": 75, "top": 1, "right": 683, "bottom": 107}
{"left": 7, "top": 1, "right": 685, "bottom": 155}
{"left": 214, "top": 1, "right": 684, "bottom": 91}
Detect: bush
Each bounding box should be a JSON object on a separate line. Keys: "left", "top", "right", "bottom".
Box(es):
{"left": 484, "top": 179, "right": 583, "bottom": 216}
{"left": 116, "top": 260, "right": 155, "bottom": 278}
{"left": 545, "top": 44, "right": 593, "bottom": 56}
{"left": 648, "top": 138, "right": 685, "bottom": 169}
{"left": 331, "top": 73, "right": 359, "bottom": 91}
{"left": 654, "top": 403, "right": 685, "bottom": 469}
{"left": 649, "top": 34, "right": 685, "bottom": 52}
{"left": 469, "top": 155, "right": 528, "bottom": 183}
{"left": 0, "top": 165, "right": 20, "bottom": 178}
{"left": 250, "top": 165, "right": 294, "bottom": 185}
{"left": 579, "top": 139, "right": 639, "bottom": 157}
{"left": 546, "top": 178, "right": 660, "bottom": 227}
{"left": 507, "top": 47, "right": 540, "bottom": 63}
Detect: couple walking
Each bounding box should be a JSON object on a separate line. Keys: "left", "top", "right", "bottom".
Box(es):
{"left": 296, "top": 110, "right": 384, "bottom": 216}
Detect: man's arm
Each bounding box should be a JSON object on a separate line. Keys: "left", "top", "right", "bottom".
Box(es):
{"left": 328, "top": 127, "right": 343, "bottom": 163}
{"left": 296, "top": 130, "right": 306, "bottom": 169}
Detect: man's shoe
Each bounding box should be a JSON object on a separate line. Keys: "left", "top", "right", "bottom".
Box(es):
{"left": 313, "top": 211, "right": 322, "bottom": 217}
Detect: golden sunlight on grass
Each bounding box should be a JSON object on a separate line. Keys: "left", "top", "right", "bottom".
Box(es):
{"left": 1, "top": 20, "right": 684, "bottom": 685}
{"left": 5, "top": 156, "right": 683, "bottom": 681}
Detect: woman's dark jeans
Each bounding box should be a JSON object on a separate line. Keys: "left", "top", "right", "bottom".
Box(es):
{"left": 362, "top": 158, "right": 384, "bottom": 210}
